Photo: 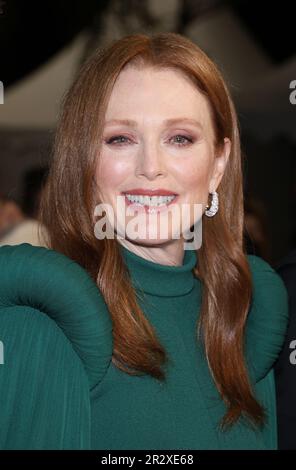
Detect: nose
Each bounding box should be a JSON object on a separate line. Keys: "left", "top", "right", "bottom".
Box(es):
{"left": 135, "top": 141, "right": 167, "bottom": 180}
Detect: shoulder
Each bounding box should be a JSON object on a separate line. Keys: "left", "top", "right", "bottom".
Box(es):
{"left": 247, "top": 252, "right": 284, "bottom": 277}
{"left": 0, "top": 243, "right": 114, "bottom": 448}
{"left": 0, "top": 219, "right": 41, "bottom": 247}
{"left": 247, "top": 254, "right": 289, "bottom": 309}
{"left": 245, "top": 254, "right": 290, "bottom": 383}
{"left": 0, "top": 243, "right": 113, "bottom": 389}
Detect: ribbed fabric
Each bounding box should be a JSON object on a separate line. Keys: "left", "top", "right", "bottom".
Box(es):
{"left": 90, "top": 244, "right": 289, "bottom": 450}
{"left": 120, "top": 245, "right": 197, "bottom": 296}
{"left": 0, "top": 243, "right": 113, "bottom": 449}
{"left": 0, "top": 243, "right": 289, "bottom": 449}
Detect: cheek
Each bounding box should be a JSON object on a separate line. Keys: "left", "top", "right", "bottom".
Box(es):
{"left": 95, "top": 155, "right": 130, "bottom": 192}
{"left": 175, "top": 156, "right": 211, "bottom": 195}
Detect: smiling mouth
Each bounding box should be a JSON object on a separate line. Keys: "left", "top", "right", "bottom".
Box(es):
{"left": 122, "top": 193, "right": 178, "bottom": 213}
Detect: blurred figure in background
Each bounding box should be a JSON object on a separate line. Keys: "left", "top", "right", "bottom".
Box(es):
{"left": 243, "top": 195, "right": 272, "bottom": 264}
{"left": 243, "top": 195, "right": 296, "bottom": 448}
{"left": 274, "top": 249, "right": 296, "bottom": 449}
{"left": 0, "top": 166, "right": 48, "bottom": 247}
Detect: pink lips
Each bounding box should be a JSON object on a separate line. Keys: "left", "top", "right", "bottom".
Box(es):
{"left": 122, "top": 188, "right": 177, "bottom": 197}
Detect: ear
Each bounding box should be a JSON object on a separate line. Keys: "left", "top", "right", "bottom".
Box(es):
{"left": 209, "top": 138, "right": 231, "bottom": 192}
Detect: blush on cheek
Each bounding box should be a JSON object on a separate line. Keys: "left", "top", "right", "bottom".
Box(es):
{"left": 96, "top": 155, "right": 132, "bottom": 192}
{"left": 180, "top": 169, "right": 210, "bottom": 210}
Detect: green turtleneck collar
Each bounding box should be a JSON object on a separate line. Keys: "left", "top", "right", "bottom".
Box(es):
{"left": 119, "top": 243, "right": 198, "bottom": 297}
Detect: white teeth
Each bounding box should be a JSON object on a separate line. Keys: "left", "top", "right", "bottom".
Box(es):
{"left": 125, "top": 194, "right": 176, "bottom": 206}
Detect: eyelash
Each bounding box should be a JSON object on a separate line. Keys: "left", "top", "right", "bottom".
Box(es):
{"left": 105, "top": 134, "right": 194, "bottom": 147}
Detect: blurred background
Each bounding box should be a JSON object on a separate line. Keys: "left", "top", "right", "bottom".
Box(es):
{"left": 0, "top": 0, "right": 295, "bottom": 264}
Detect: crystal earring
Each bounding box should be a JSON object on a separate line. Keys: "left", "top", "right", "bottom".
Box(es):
{"left": 205, "top": 191, "right": 219, "bottom": 217}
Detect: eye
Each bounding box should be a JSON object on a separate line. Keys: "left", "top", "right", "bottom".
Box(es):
{"left": 105, "top": 134, "right": 195, "bottom": 147}
{"left": 170, "top": 134, "right": 194, "bottom": 146}
{"left": 105, "top": 135, "right": 131, "bottom": 146}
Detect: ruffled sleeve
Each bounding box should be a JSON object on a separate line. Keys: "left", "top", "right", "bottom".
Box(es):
{"left": 245, "top": 254, "right": 289, "bottom": 383}
{"left": 0, "top": 243, "right": 113, "bottom": 449}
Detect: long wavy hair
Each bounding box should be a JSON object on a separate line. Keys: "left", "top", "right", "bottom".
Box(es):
{"left": 38, "top": 32, "right": 264, "bottom": 429}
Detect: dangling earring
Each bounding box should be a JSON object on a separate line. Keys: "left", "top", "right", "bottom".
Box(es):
{"left": 205, "top": 190, "right": 219, "bottom": 217}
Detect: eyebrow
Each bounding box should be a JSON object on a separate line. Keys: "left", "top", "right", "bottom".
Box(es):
{"left": 104, "top": 117, "right": 203, "bottom": 130}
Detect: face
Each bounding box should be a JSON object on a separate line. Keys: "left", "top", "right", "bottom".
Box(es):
{"left": 94, "top": 66, "right": 230, "bottom": 250}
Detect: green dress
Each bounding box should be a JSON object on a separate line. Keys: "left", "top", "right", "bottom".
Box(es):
{"left": 0, "top": 243, "right": 289, "bottom": 449}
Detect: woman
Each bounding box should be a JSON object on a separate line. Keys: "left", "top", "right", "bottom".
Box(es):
{"left": 0, "top": 32, "right": 289, "bottom": 449}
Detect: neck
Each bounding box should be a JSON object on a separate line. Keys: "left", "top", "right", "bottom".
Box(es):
{"left": 117, "top": 238, "right": 186, "bottom": 267}
{"left": 118, "top": 239, "right": 198, "bottom": 297}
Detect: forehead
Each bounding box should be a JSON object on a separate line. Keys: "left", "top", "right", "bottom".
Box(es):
{"left": 105, "top": 66, "right": 213, "bottom": 132}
